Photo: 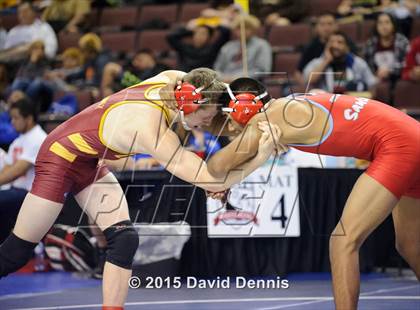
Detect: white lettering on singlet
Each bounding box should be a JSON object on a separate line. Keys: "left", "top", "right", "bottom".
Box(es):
{"left": 344, "top": 97, "right": 369, "bottom": 121}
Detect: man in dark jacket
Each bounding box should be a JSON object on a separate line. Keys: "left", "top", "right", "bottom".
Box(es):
{"left": 167, "top": 23, "right": 230, "bottom": 72}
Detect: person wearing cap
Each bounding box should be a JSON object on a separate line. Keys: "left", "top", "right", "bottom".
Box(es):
{"left": 213, "top": 14, "right": 272, "bottom": 82}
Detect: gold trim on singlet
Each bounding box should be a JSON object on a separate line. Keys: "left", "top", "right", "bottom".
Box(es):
{"left": 98, "top": 100, "right": 169, "bottom": 156}
{"left": 49, "top": 142, "right": 77, "bottom": 163}
{"left": 68, "top": 133, "right": 98, "bottom": 155}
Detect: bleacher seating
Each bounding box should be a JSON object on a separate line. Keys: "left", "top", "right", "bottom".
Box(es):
{"left": 309, "top": 0, "right": 342, "bottom": 16}
{"left": 339, "top": 22, "right": 359, "bottom": 43}
{"left": 101, "top": 31, "right": 138, "bottom": 54}
{"left": 0, "top": 13, "right": 18, "bottom": 30}
{"left": 268, "top": 24, "right": 312, "bottom": 51}
{"left": 99, "top": 6, "right": 139, "bottom": 30}
{"left": 394, "top": 80, "right": 420, "bottom": 109}
{"left": 178, "top": 3, "right": 209, "bottom": 23}
{"left": 58, "top": 33, "right": 82, "bottom": 53}
{"left": 138, "top": 4, "right": 178, "bottom": 27}
{"left": 137, "top": 30, "right": 171, "bottom": 54}
{"left": 0, "top": 2, "right": 419, "bottom": 116}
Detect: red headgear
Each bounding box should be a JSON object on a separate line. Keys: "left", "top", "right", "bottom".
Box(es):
{"left": 174, "top": 82, "right": 207, "bottom": 115}
{"left": 222, "top": 84, "right": 268, "bottom": 125}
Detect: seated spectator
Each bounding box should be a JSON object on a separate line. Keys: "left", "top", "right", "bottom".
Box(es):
{"left": 167, "top": 22, "right": 230, "bottom": 72}
{"left": 101, "top": 49, "right": 169, "bottom": 96}
{"left": 364, "top": 13, "right": 409, "bottom": 82}
{"left": 298, "top": 12, "right": 358, "bottom": 74}
{"left": 69, "top": 33, "right": 112, "bottom": 91}
{"left": 214, "top": 14, "right": 272, "bottom": 82}
{"left": 251, "top": 0, "right": 309, "bottom": 26}
{"left": 0, "top": 90, "right": 24, "bottom": 148}
{"left": 0, "top": 63, "right": 9, "bottom": 100}
{"left": 0, "top": 17, "right": 6, "bottom": 50}
{"left": 303, "top": 31, "right": 377, "bottom": 93}
{"left": 385, "top": 0, "right": 420, "bottom": 36}
{"left": 337, "top": 0, "right": 380, "bottom": 20}
{"left": 42, "top": 0, "right": 91, "bottom": 34}
{"left": 402, "top": 35, "right": 420, "bottom": 81}
{"left": 43, "top": 47, "right": 84, "bottom": 92}
{"left": 0, "top": 1, "right": 58, "bottom": 62}
{"left": 0, "top": 97, "right": 47, "bottom": 243}
{"left": 0, "top": 0, "right": 18, "bottom": 11}
{"left": 10, "top": 40, "right": 52, "bottom": 111}
{"left": 198, "top": 2, "right": 240, "bottom": 27}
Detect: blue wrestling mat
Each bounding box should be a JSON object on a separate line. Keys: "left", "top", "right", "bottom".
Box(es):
{"left": 0, "top": 272, "right": 418, "bottom": 309}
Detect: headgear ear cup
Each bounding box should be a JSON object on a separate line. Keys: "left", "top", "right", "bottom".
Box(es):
{"left": 222, "top": 83, "right": 268, "bottom": 125}
{"left": 174, "top": 82, "right": 203, "bottom": 115}
{"left": 229, "top": 93, "right": 265, "bottom": 125}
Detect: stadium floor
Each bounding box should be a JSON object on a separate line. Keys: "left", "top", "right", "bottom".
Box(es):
{"left": 0, "top": 272, "right": 418, "bottom": 309}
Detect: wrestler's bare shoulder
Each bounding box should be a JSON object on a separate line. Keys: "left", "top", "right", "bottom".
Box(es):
{"left": 101, "top": 101, "right": 167, "bottom": 155}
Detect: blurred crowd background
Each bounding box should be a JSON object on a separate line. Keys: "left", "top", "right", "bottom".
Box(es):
{"left": 0, "top": 0, "right": 419, "bottom": 278}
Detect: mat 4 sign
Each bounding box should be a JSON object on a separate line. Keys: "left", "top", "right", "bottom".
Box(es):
{"left": 207, "top": 160, "right": 300, "bottom": 238}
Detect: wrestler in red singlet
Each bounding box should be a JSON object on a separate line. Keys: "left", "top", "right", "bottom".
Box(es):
{"left": 288, "top": 93, "right": 420, "bottom": 199}
{"left": 31, "top": 81, "right": 170, "bottom": 203}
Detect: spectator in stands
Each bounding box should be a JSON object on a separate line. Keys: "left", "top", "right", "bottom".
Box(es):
{"left": 71, "top": 33, "right": 112, "bottom": 90}
{"left": 101, "top": 49, "right": 169, "bottom": 97}
{"left": 43, "top": 47, "right": 84, "bottom": 92}
{"left": 214, "top": 15, "right": 272, "bottom": 82}
{"left": 298, "top": 12, "right": 358, "bottom": 74}
{"left": 42, "top": 0, "right": 91, "bottom": 34}
{"left": 0, "top": 64, "right": 9, "bottom": 100}
{"left": 0, "top": 90, "right": 23, "bottom": 149}
{"left": 10, "top": 40, "right": 52, "bottom": 111}
{"left": 385, "top": 0, "right": 420, "bottom": 36}
{"left": 0, "top": 18, "right": 7, "bottom": 50}
{"left": 303, "top": 31, "right": 377, "bottom": 93}
{"left": 337, "top": 0, "right": 380, "bottom": 20}
{"left": 199, "top": 1, "right": 240, "bottom": 27}
{"left": 0, "top": 0, "right": 19, "bottom": 11}
{"left": 364, "top": 13, "right": 409, "bottom": 82}
{"left": 167, "top": 22, "right": 230, "bottom": 72}
{"left": 252, "top": 0, "right": 309, "bottom": 26}
{"left": 402, "top": 35, "right": 420, "bottom": 81}
{"left": 0, "top": 97, "right": 47, "bottom": 243}
{"left": 0, "top": 1, "right": 57, "bottom": 62}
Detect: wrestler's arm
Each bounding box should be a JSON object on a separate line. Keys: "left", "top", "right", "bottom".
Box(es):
{"left": 0, "top": 161, "right": 32, "bottom": 186}
{"left": 140, "top": 121, "right": 276, "bottom": 193}
{"left": 201, "top": 113, "right": 240, "bottom": 136}
{"left": 206, "top": 117, "right": 263, "bottom": 178}
{"left": 148, "top": 70, "right": 187, "bottom": 110}
{"left": 146, "top": 70, "right": 186, "bottom": 84}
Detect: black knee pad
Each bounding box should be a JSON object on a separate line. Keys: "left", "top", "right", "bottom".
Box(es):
{"left": 103, "top": 221, "right": 139, "bottom": 269}
{"left": 0, "top": 233, "right": 38, "bottom": 278}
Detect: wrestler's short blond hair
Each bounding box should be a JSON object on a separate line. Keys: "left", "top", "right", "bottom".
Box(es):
{"left": 183, "top": 68, "right": 226, "bottom": 107}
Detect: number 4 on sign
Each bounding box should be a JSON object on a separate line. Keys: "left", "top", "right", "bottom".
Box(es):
{"left": 271, "top": 194, "right": 288, "bottom": 229}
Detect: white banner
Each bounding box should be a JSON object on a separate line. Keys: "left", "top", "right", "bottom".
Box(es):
{"left": 207, "top": 158, "right": 300, "bottom": 238}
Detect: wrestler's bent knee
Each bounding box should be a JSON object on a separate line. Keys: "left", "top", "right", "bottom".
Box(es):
{"left": 0, "top": 233, "right": 38, "bottom": 277}
{"left": 103, "top": 221, "right": 139, "bottom": 269}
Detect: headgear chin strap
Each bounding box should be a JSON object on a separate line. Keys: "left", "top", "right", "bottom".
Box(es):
{"left": 222, "top": 84, "right": 268, "bottom": 125}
